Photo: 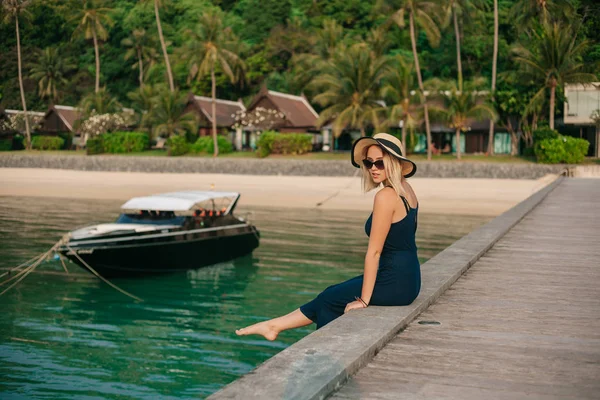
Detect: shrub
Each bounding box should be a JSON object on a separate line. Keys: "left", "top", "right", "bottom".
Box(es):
{"left": 79, "top": 111, "right": 135, "bottom": 138}
{"left": 256, "top": 130, "right": 277, "bottom": 158}
{"left": 563, "top": 136, "right": 589, "bottom": 164}
{"left": 191, "top": 136, "right": 212, "bottom": 153}
{"left": 167, "top": 135, "right": 190, "bottom": 156}
{"left": 191, "top": 135, "right": 233, "bottom": 154}
{"left": 57, "top": 131, "right": 74, "bottom": 150}
{"left": 533, "top": 126, "right": 560, "bottom": 143}
{"left": 11, "top": 134, "right": 25, "bottom": 150}
{"left": 102, "top": 131, "right": 149, "bottom": 153}
{"left": 533, "top": 127, "right": 560, "bottom": 160}
{"left": 535, "top": 135, "right": 589, "bottom": 164}
{"left": 0, "top": 139, "right": 12, "bottom": 151}
{"left": 31, "top": 135, "right": 65, "bottom": 150}
{"left": 256, "top": 131, "right": 312, "bottom": 157}
{"left": 86, "top": 136, "right": 104, "bottom": 155}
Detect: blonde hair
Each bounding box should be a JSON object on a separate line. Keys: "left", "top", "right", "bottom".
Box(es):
{"left": 361, "top": 145, "right": 407, "bottom": 197}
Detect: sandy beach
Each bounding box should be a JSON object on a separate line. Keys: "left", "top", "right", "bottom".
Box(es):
{"left": 0, "top": 168, "right": 558, "bottom": 216}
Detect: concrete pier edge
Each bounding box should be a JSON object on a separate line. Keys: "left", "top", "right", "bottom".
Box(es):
{"left": 207, "top": 175, "right": 565, "bottom": 400}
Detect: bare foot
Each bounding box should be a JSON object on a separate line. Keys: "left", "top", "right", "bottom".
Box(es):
{"left": 235, "top": 321, "right": 279, "bottom": 341}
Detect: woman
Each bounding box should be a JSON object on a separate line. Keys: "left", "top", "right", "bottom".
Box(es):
{"left": 236, "top": 133, "right": 420, "bottom": 341}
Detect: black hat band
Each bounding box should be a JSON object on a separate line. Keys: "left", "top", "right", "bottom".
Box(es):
{"left": 376, "top": 138, "right": 403, "bottom": 156}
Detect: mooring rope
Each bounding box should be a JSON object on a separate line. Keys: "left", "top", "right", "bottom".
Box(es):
{"left": 0, "top": 252, "right": 46, "bottom": 280}
{"left": 63, "top": 244, "right": 143, "bottom": 302}
{"left": 315, "top": 168, "right": 361, "bottom": 207}
{"left": 0, "top": 234, "right": 142, "bottom": 302}
{"left": 0, "top": 245, "right": 57, "bottom": 296}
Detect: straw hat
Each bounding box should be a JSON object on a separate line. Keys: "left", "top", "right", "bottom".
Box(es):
{"left": 351, "top": 133, "right": 417, "bottom": 178}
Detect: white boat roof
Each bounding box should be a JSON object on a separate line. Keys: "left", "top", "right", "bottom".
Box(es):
{"left": 121, "top": 191, "right": 239, "bottom": 211}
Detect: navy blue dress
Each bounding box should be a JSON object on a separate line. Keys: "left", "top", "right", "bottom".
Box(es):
{"left": 300, "top": 196, "right": 421, "bottom": 329}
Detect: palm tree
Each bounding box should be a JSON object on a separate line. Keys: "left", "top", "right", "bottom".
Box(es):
{"left": 122, "top": 29, "right": 158, "bottom": 89}
{"left": 509, "top": 0, "right": 574, "bottom": 28}
{"left": 291, "top": 19, "right": 348, "bottom": 95}
{"left": 513, "top": 22, "right": 597, "bottom": 130}
{"left": 315, "top": 19, "right": 346, "bottom": 60}
{"left": 79, "top": 88, "right": 122, "bottom": 118}
{"left": 487, "top": 0, "right": 498, "bottom": 155}
{"left": 149, "top": 88, "right": 197, "bottom": 138}
{"left": 430, "top": 88, "right": 496, "bottom": 160}
{"left": 266, "top": 17, "right": 312, "bottom": 61}
{"left": 382, "top": 55, "right": 422, "bottom": 155}
{"left": 70, "top": 0, "right": 114, "bottom": 93}
{"left": 139, "top": 0, "right": 175, "bottom": 92}
{"left": 2, "top": 0, "right": 32, "bottom": 149}
{"left": 445, "top": 0, "right": 486, "bottom": 92}
{"left": 29, "top": 47, "right": 75, "bottom": 104}
{"left": 180, "top": 10, "right": 245, "bottom": 157}
{"left": 127, "top": 84, "right": 158, "bottom": 129}
{"left": 389, "top": 0, "right": 444, "bottom": 160}
{"left": 312, "top": 43, "right": 389, "bottom": 138}
{"left": 366, "top": 25, "right": 392, "bottom": 58}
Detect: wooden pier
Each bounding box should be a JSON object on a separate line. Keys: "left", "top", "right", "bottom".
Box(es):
{"left": 330, "top": 178, "right": 600, "bottom": 399}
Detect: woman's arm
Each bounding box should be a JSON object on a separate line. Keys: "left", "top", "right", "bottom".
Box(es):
{"left": 361, "top": 187, "right": 396, "bottom": 304}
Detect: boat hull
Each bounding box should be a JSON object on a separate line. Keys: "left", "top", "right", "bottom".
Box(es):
{"left": 59, "top": 225, "right": 259, "bottom": 278}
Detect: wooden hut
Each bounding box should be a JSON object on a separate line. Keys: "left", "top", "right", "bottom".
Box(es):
{"left": 40, "top": 105, "right": 81, "bottom": 134}
{"left": 242, "top": 87, "right": 323, "bottom": 150}
{"left": 184, "top": 94, "right": 246, "bottom": 137}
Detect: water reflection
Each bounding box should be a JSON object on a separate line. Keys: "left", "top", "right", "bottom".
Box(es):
{"left": 0, "top": 195, "right": 489, "bottom": 399}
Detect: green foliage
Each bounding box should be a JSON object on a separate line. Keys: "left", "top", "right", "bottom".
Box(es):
{"left": 312, "top": 43, "right": 390, "bottom": 137}
{"left": 166, "top": 135, "right": 190, "bottom": 156}
{"left": 0, "top": 139, "right": 12, "bottom": 151}
{"left": 535, "top": 135, "right": 589, "bottom": 164}
{"left": 79, "top": 89, "right": 123, "bottom": 118}
{"left": 563, "top": 136, "right": 590, "bottom": 164}
{"left": 31, "top": 135, "right": 65, "bottom": 150}
{"left": 149, "top": 88, "right": 198, "bottom": 138}
{"left": 237, "top": 0, "right": 292, "bottom": 43}
{"left": 191, "top": 135, "right": 233, "bottom": 154}
{"left": 404, "top": 131, "right": 418, "bottom": 154}
{"left": 102, "top": 131, "right": 149, "bottom": 153}
{"left": 86, "top": 136, "right": 104, "bottom": 155}
{"left": 28, "top": 46, "right": 75, "bottom": 102}
{"left": 57, "top": 131, "right": 74, "bottom": 150}
{"left": 256, "top": 130, "right": 312, "bottom": 157}
{"left": 271, "top": 133, "right": 312, "bottom": 155}
{"left": 12, "top": 134, "right": 25, "bottom": 150}
{"left": 0, "top": 0, "right": 597, "bottom": 150}
{"left": 256, "top": 130, "right": 276, "bottom": 158}
{"left": 533, "top": 127, "right": 559, "bottom": 143}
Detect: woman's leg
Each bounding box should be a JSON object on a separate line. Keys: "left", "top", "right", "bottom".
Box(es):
{"left": 235, "top": 308, "right": 313, "bottom": 341}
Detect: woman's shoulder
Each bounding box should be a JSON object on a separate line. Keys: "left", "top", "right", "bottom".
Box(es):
{"left": 374, "top": 186, "right": 398, "bottom": 205}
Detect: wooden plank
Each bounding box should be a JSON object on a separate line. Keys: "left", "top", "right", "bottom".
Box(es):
{"left": 330, "top": 179, "right": 600, "bottom": 400}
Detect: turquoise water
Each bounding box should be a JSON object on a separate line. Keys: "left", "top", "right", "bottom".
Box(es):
{"left": 0, "top": 196, "right": 488, "bottom": 399}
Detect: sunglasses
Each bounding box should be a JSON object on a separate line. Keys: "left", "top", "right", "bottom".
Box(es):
{"left": 362, "top": 159, "right": 385, "bottom": 170}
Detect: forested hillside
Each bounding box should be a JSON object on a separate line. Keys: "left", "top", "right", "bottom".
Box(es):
{"left": 1, "top": 0, "right": 598, "bottom": 136}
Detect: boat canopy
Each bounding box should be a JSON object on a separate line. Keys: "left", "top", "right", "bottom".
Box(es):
{"left": 120, "top": 191, "right": 240, "bottom": 213}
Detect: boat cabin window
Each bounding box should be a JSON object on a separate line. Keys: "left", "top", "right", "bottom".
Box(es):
{"left": 193, "top": 207, "right": 227, "bottom": 218}
{"left": 116, "top": 211, "right": 186, "bottom": 226}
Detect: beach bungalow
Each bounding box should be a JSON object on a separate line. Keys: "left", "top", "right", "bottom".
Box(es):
{"left": 425, "top": 119, "right": 515, "bottom": 155}
{"left": 184, "top": 94, "right": 245, "bottom": 139}
{"left": 40, "top": 105, "right": 81, "bottom": 134}
{"left": 243, "top": 87, "right": 324, "bottom": 150}
{"left": 562, "top": 82, "right": 600, "bottom": 157}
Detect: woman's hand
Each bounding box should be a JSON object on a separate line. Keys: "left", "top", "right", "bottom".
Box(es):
{"left": 344, "top": 300, "right": 366, "bottom": 314}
